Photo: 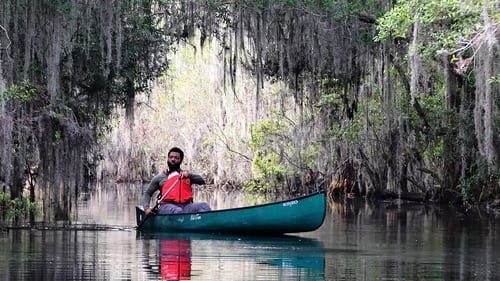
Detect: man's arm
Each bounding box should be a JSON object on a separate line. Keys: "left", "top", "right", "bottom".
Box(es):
{"left": 188, "top": 172, "right": 206, "bottom": 185}
{"left": 142, "top": 175, "right": 161, "bottom": 207}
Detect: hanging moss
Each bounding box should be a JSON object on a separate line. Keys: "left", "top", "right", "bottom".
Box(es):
{"left": 0, "top": 0, "right": 498, "bottom": 223}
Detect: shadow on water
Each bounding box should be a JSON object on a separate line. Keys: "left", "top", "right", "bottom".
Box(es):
{"left": 137, "top": 232, "right": 325, "bottom": 281}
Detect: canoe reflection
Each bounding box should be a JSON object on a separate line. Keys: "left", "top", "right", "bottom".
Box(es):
{"left": 138, "top": 233, "right": 325, "bottom": 280}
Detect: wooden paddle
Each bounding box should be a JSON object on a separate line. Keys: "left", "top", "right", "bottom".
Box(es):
{"left": 137, "top": 176, "right": 181, "bottom": 230}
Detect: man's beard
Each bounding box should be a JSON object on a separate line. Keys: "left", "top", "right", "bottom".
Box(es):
{"left": 168, "top": 162, "right": 181, "bottom": 171}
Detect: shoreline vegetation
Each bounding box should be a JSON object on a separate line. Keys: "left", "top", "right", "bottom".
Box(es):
{"left": 2, "top": 183, "right": 499, "bottom": 231}
{"left": 1, "top": 1, "right": 499, "bottom": 224}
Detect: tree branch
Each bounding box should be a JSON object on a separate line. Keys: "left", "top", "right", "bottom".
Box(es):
{"left": 0, "top": 24, "right": 12, "bottom": 50}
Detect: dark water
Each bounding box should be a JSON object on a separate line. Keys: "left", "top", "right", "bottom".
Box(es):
{"left": 1, "top": 184, "right": 499, "bottom": 280}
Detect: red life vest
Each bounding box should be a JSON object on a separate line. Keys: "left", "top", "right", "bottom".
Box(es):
{"left": 161, "top": 171, "right": 193, "bottom": 204}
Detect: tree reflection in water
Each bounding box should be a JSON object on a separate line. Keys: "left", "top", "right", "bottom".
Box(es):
{"left": 1, "top": 184, "right": 499, "bottom": 280}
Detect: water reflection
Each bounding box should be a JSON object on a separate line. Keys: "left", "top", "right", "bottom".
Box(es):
{"left": 138, "top": 233, "right": 325, "bottom": 281}
{"left": 317, "top": 198, "right": 500, "bottom": 280}
{"left": 0, "top": 229, "right": 143, "bottom": 281}
{"left": 160, "top": 239, "right": 191, "bottom": 280}
{"left": 1, "top": 184, "right": 500, "bottom": 280}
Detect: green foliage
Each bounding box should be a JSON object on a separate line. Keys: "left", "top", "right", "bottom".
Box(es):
{"left": 0, "top": 192, "right": 37, "bottom": 219}
{"left": 422, "top": 138, "right": 444, "bottom": 163}
{"left": 415, "top": 95, "right": 447, "bottom": 164}
{"left": 53, "top": 130, "right": 62, "bottom": 145}
{"left": 249, "top": 119, "right": 288, "bottom": 150}
{"left": 243, "top": 174, "right": 276, "bottom": 192}
{"left": 51, "top": 111, "right": 64, "bottom": 119}
{"left": 300, "top": 144, "right": 320, "bottom": 169}
{"left": 488, "top": 75, "right": 500, "bottom": 84}
{"left": 315, "top": 76, "right": 371, "bottom": 144}
{"left": 375, "top": 0, "right": 484, "bottom": 55}
{"left": 117, "top": 0, "right": 169, "bottom": 93}
{"left": 0, "top": 192, "right": 9, "bottom": 204}
{"left": 421, "top": 95, "right": 446, "bottom": 126}
{"left": 243, "top": 0, "right": 379, "bottom": 21}
{"left": 374, "top": 3, "right": 412, "bottom": 41}
{"left": 247, "top": 119, "right": 289, "bottom": 192}
{"left": 252, "top": 152, "right": 285, "bottom": 179}
{"left": 344, "top": 118, "right": 362, "bottom": 143}
{"left": 1, "top": 80, "right": 37, "bottom": 103}
{"left": 316, "top": 78, "right": 343, "bottom": 116}
{"left": 458, "top": 172, "right": 482, "bottom": 203}
{"left": 457, "top": 163, "right": 499, "bottom": 203}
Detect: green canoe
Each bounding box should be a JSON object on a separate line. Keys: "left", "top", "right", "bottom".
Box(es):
{"left": 136, "top": 191, "right": 326, "bottom": 234}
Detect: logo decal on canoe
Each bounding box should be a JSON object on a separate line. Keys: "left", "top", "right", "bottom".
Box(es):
{"left": 283, "top": 200, "right": 298, "bottom": 207}
{"left": 190, "top": 214, "right": 201, "bottom": 221}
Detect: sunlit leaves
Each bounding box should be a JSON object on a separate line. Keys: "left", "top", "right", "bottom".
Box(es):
{"left": 247, "top": 118, "right": 289, "bottom": 191}
{"left": 421, "top": 95, "right": 445, "bottom": 126}
{"left": 1, "top": 80, "right": 37, "bottom": 103}
{"left": 375, "top": 0, "right": 484, "bottom": 55}
{"left": 0, "top": 192, "right": 38, "bottom": 220}
{"left": 375, "top": 3, "right": 412, "bottom": 41}
{"left": 422, "top": 138, "right": 443, "bottom": 164}
{"left": 488, "top": 75, "right": 500, "bottom": 84}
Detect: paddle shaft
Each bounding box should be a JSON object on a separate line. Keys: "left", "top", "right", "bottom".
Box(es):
{"left": 137, "top": 176, "right": 181, "bottom": 229}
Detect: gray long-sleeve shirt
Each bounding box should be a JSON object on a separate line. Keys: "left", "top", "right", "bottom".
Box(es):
{"left": 142, "top": 169, "right": 205, "bottom": 208}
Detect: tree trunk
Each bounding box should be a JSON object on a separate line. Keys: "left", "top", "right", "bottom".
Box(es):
{"left": 474, "top": 4, "right": 499, "bottom": 173}
{"left": 442, "top": 54, "right": 461, "bottom": 190}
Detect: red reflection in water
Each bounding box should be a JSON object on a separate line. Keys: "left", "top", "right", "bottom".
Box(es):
{"left": 160, "top": 240, "right": 191, "bottom": 281}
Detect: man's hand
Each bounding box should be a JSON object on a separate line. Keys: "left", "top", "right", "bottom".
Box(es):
{"left": 145, "top": 207, "right": 153, "bottom": 216}
{"left": 180, "top": 170, "right": 189, "bottom": 178}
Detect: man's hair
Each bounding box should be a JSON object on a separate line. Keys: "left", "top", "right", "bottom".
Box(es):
{"left": 168, "top": 147, "right": 184, "bottom": 161}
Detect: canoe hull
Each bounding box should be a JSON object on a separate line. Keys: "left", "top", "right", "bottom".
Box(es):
{"left": 136, "top": 191, "right": 326, "bottom": 234}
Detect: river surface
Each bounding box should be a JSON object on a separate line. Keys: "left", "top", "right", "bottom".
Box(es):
{"left": 1, "top": 184, "right": 499, "bottom": 280}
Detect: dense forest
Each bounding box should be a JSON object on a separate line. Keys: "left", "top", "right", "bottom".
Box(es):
{"left": 0, "top": 0, "right": 499, "bottom": 222}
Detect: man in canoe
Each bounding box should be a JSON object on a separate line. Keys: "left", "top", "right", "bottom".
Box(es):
{"left": 142, "top": 147, "right": 211, "bottom": 214}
